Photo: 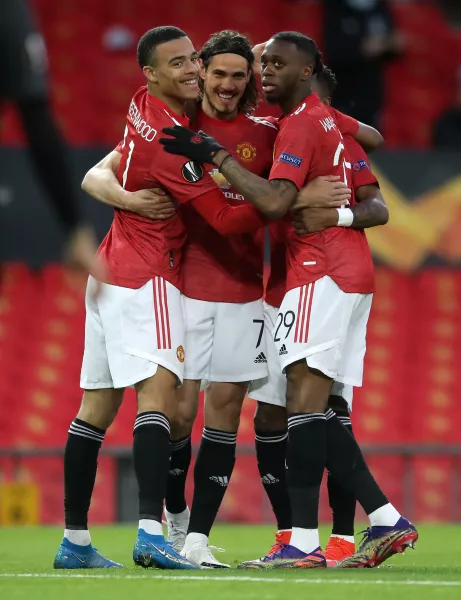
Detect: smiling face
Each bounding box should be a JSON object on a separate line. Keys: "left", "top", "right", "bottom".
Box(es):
{"left": 260, "top": 38, "right": 313, "bottom": 106}
{"left": 200, "top": 53, "right": 250, "bottom": 119}
{"left": 144, "top": 36, "right": 200, "bottom": 102}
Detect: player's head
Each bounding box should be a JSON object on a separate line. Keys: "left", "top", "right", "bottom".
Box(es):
{"left": 261, "top": 32, "right": 323, "bottom": 107}
{"left": 312, "top": 66, "right": 337, "bottom": 106}
{"left": 137, "top": 26, "right": 199, "bottom": 102}
{"left": 199, "top": 30, "right": 258, "bottom": 118}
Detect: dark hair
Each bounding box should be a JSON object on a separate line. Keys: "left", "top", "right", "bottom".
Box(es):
{"left": 271, "top": 31, "right": 323, "bottom": 75}
{"left": 316, "top": 66, "right": 337, "bottom": 98}
{"left": 137, "top": 26, "right": 187, "bottom": 69}
{"left": 199, "top": 30, "right": 259, "bottom": 114}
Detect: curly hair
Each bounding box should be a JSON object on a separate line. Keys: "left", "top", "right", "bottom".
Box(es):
{"left": 199, "top": 30, "right": 259, "bottom": 114}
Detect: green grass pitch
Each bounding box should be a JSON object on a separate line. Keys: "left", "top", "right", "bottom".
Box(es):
{"left": 1, "top": 524, "right": 460, "bottom": 600}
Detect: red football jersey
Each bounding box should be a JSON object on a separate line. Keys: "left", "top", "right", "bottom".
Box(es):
{"left": 181, "top": 110, "right": 278, "bottom": 302}
{"left": 269, "top": 93, "right": 375, "bottom": 295}
{"left": 266, "top": 131, "right": 378, "bottom": 308}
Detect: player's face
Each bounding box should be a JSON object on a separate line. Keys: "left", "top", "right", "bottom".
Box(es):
{"left": 260, "top": 39, "right": 313, "bottom": 105}
{"left": 150, "top": 37, "right": 200, "bottom": 101}
{"left": 200, "top": 53, "right": 250, "bottom": 117}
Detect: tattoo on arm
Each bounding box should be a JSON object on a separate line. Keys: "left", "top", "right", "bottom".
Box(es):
{"left": 220, "top": 156, "right": 297, "bottom": 218}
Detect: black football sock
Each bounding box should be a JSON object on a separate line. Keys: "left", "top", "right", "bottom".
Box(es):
{"left": 133, "top": 411, "right": 171, "bottom": 522}
{"left": 255, "top": 429, "right": 291, "bottom": 531}
{"left": 286, "top": 413, "right": 326, "bottom": 529}
{"left": 165, "top": 435, "right": 191, "bottom": 514}
{"left": 188, "top": 428, "right": 236, "bottom": 536}
{"left": 325, "top": 409, "right": 388, "bottom": 515}
{"left": 327, "top": 410, "right": 356, "bottom": 537}
{"left": 64, "top": 418, "right": 105, "bottom": 529}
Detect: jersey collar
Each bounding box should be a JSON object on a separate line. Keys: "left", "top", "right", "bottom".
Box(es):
{"left": 147, "top": 92, "right": 189, "bottom": 126}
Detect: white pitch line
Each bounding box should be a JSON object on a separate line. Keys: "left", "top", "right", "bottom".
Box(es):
{"left": 0, "top": 573, "right": 460, "bottom": 586}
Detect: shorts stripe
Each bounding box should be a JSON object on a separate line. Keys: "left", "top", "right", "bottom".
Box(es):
{"left": 153, "top": 277, "right": 172, "bottom": 350}
{"left": 162, "top": 278, "right": 172, "bottom": 349}
{"left": 303, "top": 282, "right": 315, "bottom": 343}
{"left": 153, "top": 278, "right": 162, "bottom": 349}
{"left": 294, "top": 285, "right": 306, "bottom": 343}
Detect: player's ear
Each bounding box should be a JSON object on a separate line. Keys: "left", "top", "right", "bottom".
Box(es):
{"left": 300, "top": 64, "right": 314, "bottom": 82}
{"left": 143, "top": 65, "right": 159, "bottom": 85}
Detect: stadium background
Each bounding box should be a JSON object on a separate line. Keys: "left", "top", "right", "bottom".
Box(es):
{"left": 1, "top": 0, "right": 461, "bottom": 528}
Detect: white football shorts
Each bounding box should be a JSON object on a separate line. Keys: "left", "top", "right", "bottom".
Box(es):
{"left": 248, "top": 301, "right": 355, "bottom": 410}
{"left": 274, "top": 275, "right": 372, "bottom": 387}
{"left": 80, "top": 276, "right": 185, "bottom": 389}
{"left": 182, "top": 296, "right": 268, "bottom": 383}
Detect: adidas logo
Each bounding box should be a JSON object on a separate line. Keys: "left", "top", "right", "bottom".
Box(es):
{"left": 254, "top": 352, "right": 267, "bottom": 363}
{"left": 209, "top": 475, "right": 229, "bottom": 487}
{"left": 169, "top": 468, "right": 184, "bottom": 476}
{"left": 261, "top": 473, "right": 279, "bottom": 485}
{"left": 279, "top": 344, "right": 288, "bottom": 355}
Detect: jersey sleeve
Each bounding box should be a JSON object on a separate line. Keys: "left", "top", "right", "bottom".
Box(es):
{"left": 114, "top": 140, "right": 123, "bottom": 153}
{"left": 330, "top": 107, "right": 359, "bottom": 137}
{"left": 345, "top": 136, "right": 379, "bottom": 190}
{"left": 190, "top": 189, "right": 267, "bottom": 236}
{"left": 151, "top": 151, "right": 217, "bottom": 203}
{"left": 268, "top": 116, "right": 318, "bottom": 190}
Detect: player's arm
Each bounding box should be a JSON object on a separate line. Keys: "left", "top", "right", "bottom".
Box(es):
{"left": 331, "top": 108, "right": 384, "bottom": 153}
{"left": 351, "top": 184, "right": 388, "bottom": 229}
{"left": 189, "top": 189, "right": 267, "bottom": 235}
{"left": 82, "top": 150, "right": 175, "bottom": 220}
{"left": 160, "top": 125, "right": 308, "bottom": 220}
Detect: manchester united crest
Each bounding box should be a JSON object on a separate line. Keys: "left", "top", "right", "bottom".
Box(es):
{"left": 176, "top": 345, "right": 185, "bottom": 363}
{"left": 236, "top": 142, "right": 257, "bottom": 163}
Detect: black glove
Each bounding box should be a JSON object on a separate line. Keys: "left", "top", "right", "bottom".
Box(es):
{"left": 160, "top": 126, "right": 227, "bottom": 165}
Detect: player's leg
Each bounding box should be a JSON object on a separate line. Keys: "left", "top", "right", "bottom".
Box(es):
{"left": 246, "top": 302, "right": 291, "bottom": 559}
{"left": 164, "top": 379, "right": 201, "bottom": 551}
{"left": 325, "top": 386, "right": 356, "bottom": 566}
{"left": 91, "top": 277, "right": 196, "bottom": 570}
{"left": 324, "top": 294, "right": 417, "bottom": 568}
{"left": 54, "top": 276, "right": 124, "bottom": 569}
{"left": 182, "top": 299, "right": 268, "bottom": 567}
{"left": 164, "top": 297, "right": 214, "bottom": 551}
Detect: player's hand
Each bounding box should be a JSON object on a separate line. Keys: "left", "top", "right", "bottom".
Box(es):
{"left": 292, "top": 176, "right": 351, "bottom": 211}
{"left": 252, "top": 42, "right": 267, "bottom": 75}
{"left": 293, "top": 207, "right": 339, "bottom": 235}
{"left": 124, "top": 188, "right": 176, "bottom": 220}
{"left": 160, "top": 126, "right": 226, "bottom": 165}
{"left": 65, "top": 226, "right": 108, "bottom": 297}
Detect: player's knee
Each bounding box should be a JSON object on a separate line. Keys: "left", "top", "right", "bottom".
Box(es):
{"left": 285, "top": 360, "right": 331, "bottom": 414}
{"left": 136, "top": 365, "right": 178, "bottom": 419}
{"left": 172, "top": 379, "right": 200, "bottom": 437}
{"left": 254, "top": 402, "right": 287, "bottom": 432}
{"left": 77, "top": 388, "right": 124, "bottom": 430}
{"left": 204, "top": 382, "right": 247, "bottom": 431}
{"left": 327, "top": 394, "right": 349, "bottom": 417}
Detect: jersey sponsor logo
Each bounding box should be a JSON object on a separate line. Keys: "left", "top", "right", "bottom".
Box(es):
{"left": 210, "top": 169, "right": 231, "bottom": 190}
{"left": 129, "top": 100, "right": 157, "bottom": 142}
{"left": 352, "top": 159, "right": 370, "bottom": 172}
{"left": 210, "top": 169, "right": 245, "bottom": 200}
{"left": 182, "top": 161, "right": 203, "bottom": 183}
{"left": 278, "top": 152, "right": 303, "bottom": 168}
{"left": 176, "top": 345, "right": 185, "bottom": 363}
{"left": 236, "top": 141, "right": 257, "bottom": 163}
{"left": 279, "top": 344, "right": 288, "bottom": 355}
{"left": 319, "top": 116, "right": 336, "bottom": 132}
